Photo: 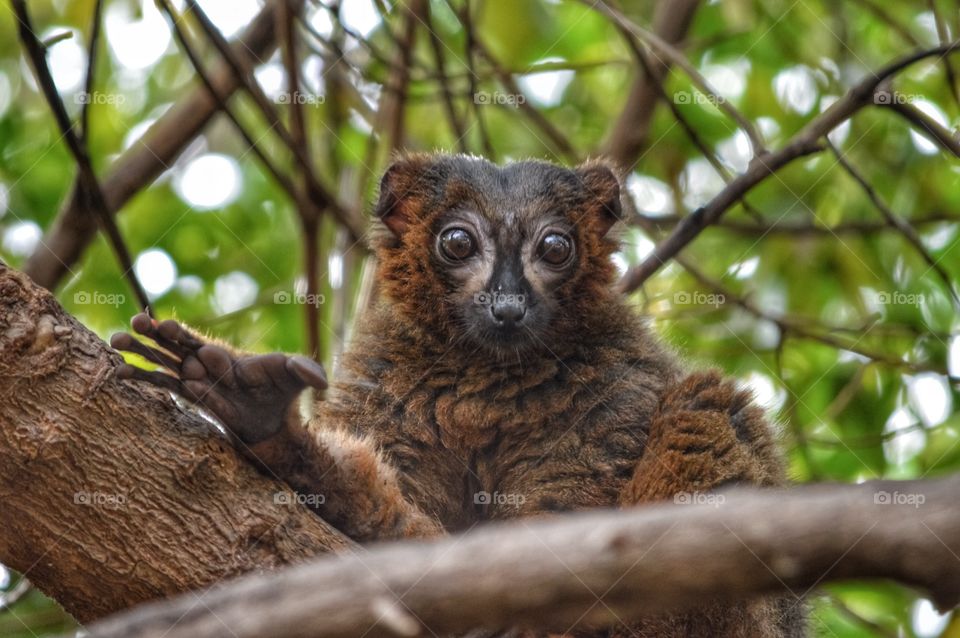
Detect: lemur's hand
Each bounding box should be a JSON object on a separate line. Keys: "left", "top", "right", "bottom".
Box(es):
{"left": 111, "top": 313, "right": 327, "bottom": 444}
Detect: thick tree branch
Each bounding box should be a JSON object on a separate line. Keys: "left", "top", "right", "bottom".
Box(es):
{"left": 22, "top": 3, "right": 280, "bottom": 292}
{"left": 79, "top": 475, "right": 960, "bottom": 638}
{"left": 0, "top": 264, "right": 351, "bottom": 623}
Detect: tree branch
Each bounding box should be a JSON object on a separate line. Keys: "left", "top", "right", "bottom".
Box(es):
{"left": 13, "top": 0, "right": 150, "bottom": 311}
{"left": 0, "top": 264, "right": 351, "bottom": 623}
{"left": 617, "top": 40, "right": 960, "bottom": 294}
{"left": 79, "top": 475, "right": 960, "bottom": 638}
{"left": 600, "top": 0, "right": 701, "bottom": 168}
{"left": 22, "top": 2, "right": 281, "bottom": 292}
{"left": 591, "top": 0, "right": 766, "bottom": 157}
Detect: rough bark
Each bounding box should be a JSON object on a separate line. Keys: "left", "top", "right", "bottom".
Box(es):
{"left": 0, "top": 264, "right": 351, "bottom": 623}
{"left": 80, "top": 476, "right": 960, "bottom": 638}
{"left": 22, "top": 2, "right": 280, "bottom": 292}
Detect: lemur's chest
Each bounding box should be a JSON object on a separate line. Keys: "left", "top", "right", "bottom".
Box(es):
{"left": 400, "top": 356, "right": 607, "bottom": 452}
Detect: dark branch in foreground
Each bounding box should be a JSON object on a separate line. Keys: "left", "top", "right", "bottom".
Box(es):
{"left": 78, "top": 476, "right": 960, "bottom": 638}
{"left": 22, "top": 2, "right": 281, "bottom": 291}
{"left": 12, "top": 0, "right": 150, "bottom": 311}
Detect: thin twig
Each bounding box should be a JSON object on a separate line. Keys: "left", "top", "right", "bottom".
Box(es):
{"left": 424, "top": 4, "right": 467, "bottom": 151}
{"left": 469, "top": 35, "right": 579, "bottom": 162}
{"left": 589, "top": 0, "right": 766, "bottom": 157}
{"left": 617, "top": 40, "right": 960, "bottom": 293}
{"left": 184, "top": 0, "right": 364, "bottom": 241}
{"left": 926, "top": 0, "right": 960, "bottom": 109}
{"left": 600, "top": 0, "right": 701, "bottom": 167}
{"left": 459, "top": 0, "right": 495, "bottom": 158}
{"left": 12, "top": 0, "right": 150, "bottom": 311}
{"left": 632, "top": 212, "right": 960, "bottom": 235}
{"left": 79, "top": 0, "right": 103, "bottom": 143}
{"left": 885, "top": 100, "right": 960, "bottom": 157}
{"left": 827, "top": 140, "right": 960, "bottom": 309}
{"left": 279, "top": 0, "right": 323, "bottom": 363}
{"left": 156, "top": 0, "right": 304, "bottom": 211}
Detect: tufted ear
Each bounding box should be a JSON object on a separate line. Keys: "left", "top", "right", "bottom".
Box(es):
{"left": 575, "top": 160, "right": 623, "bottom": 236}
{"left": 374, "top": 155, "right": 434, "bottom": 237}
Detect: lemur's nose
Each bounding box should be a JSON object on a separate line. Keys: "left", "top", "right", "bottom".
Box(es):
{"left": 491, "top": 297, "right": 526, "bottom": 326}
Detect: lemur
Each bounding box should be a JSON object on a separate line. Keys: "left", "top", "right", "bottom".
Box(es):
{"left": 112, "top": 153, "right": 803, "bottom": 637}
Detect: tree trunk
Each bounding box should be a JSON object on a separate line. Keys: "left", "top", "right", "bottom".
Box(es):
{"left": 0, "top": 264, "right": 351, "bottom": 623}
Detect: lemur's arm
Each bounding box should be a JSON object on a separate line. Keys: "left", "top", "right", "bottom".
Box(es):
{"left": 111, "top": 314, "right": 443, "bottom": 542}
{"left": 621, "top": 370, "right": 783, "bottom": 506}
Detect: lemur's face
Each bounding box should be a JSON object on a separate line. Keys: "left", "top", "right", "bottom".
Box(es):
{"left": 372, "top": 154, "right": 622, "bottom": 355}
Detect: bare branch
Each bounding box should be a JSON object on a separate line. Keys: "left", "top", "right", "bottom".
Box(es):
{"left": 616, "top": 40, "right": 960, "bottom": 294}
{"left": 12, "top": 0, "right": 150, "bottom": 311}
{"left": 469, "top": 35, "right": 579, "bottom": 162}
{"left": 156, "top": 0, "right": 301, "bottom": 206}
{"left": 184, "top": 0, "right": 365, "bottom": 241}
{"left": 885, "top": 99, "right": 960, "bottom": 157}
{"left": 590, "top": 0, "right": 766, "bottom": 157}
{"left": 632, "top": 212, "right": 960, "bottom": 236}
{"left": 22, "top": 3, "right": 281, "bottom": 291}
{"left": 79, "top": 0, "right": 104, "bottom": 143}
{"left": 79, "top": 475, "right": 960, "bottom": 638}
{"left": 424, "top": 4, "right": 468, "bottom": 151}
{"left": 458, "top": 0, "right": 495, "bottom": 158}
{"left": 600, "top": 0, "right": 701, "bottom": 168}
{"left": 827, "top": 140, "right": 960, "bottom": 309}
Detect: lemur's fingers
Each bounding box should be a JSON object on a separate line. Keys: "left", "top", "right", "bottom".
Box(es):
{"left": 129, "top": 313, "right": 209, "bottom": 360}
{"left": 182, "top": 380, "right": 240, "bottom": 426}
{"left": 233, "top": 354, "right": 327, "bottom": 393}
{"left": 286, "top": 355, "right": 328, "bottom": 391}
{"left": 234, "top": 353, "right": 286, "bottom": 388}
{"left": 116, "top": 363, "right": 194, "bottom": 398}
{"left": 156, "top": 318, "right": 206, "bottom": 350}
{"left": 110, "top": 332, "right": 180, "bottom": 371}
{"left": 196, "top": 345, "right": 236, "bottom": 387}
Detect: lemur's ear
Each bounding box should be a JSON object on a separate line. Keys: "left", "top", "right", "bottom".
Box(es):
{"left": 576, "top": 160, "right": 623, "bottom": 236}
{"left": 375, "top": 155, "right": 433, "bottom": 237}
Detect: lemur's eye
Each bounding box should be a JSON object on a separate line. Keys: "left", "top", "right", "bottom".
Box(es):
{"left": 537, "top": 233, "right": 573, "bottom": 266}
{"left": 438, "top": 228, "right": 477, "bottom": 261}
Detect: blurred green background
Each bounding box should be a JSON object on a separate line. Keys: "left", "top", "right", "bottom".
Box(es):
{"left": 1, "top": 0, "right": 959, "bottom": 636}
